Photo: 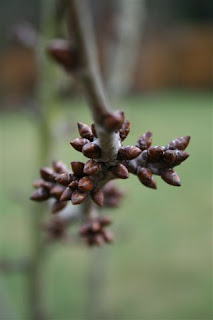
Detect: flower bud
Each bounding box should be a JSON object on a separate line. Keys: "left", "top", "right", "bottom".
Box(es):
{"left": 68, "top": 180, "right": 79, "bottom": 190}
{"left": 118, "top": 146, "right": 141, "bottom": 160}
{"left": 40, "top": 167, "right": 57, "bottom": 181}
{"left": 138, "top": 167, "right": 157, "bottom": 189}
{"left": 136, "top": 131, "right": 152, "bottom": 151}
{"left": 71, "top": 190, "right": 87, "bottom": 205}
{"left": 111, "top": 163, "right": 129, "bottom": 179}
{"left": 60, "top": 187, "right": 72, "bottom": 201}
{"left": 161, "top": 169, "right": 181, "bottom": 186}
{"left": 102, "top": 230, "right": 114, "bottom": 243}
{"left": 166, "top": 136, "right": 191, "bottom": 150}
{"left": 163, "top": 150, "right": 176, "bottom": 165}
{"left": 91, "top": 188, "right": 104, "bottom": 207}
{"left": 50, "top": 185, "right": 65, "bottom": 199}
{"left": 47, "top": 39, "right": 79, "bottom": 71}
{"left": 83, "top": 159, "right": 101, "bottom": 175}
{"left": 51, "top": 200, "right": 67, "bottom": 213}
{"left": 33, "top": 179, "right": 52, "bottom": 189}
{"left": 94, "top": 234, "right": 104, "bottom": 246}
{"left": 103, "top": 111, "right": 125, "bottom": 131}
{"left": 77, "top": 122, "right": 94, "bottom": 140}
{"left": 174, "top": 151, "right": 190, "bottom": 165}
{"left": 100, "top": 216, "right": 112, "bottom": 227}
{"left": 71, "top": 161, "right": 84, "bottom": 176}
{"left": 147, "top": 146, "right": 164, "bottom": 162}
{"left": 119, "top": 121, "right": 130, "bottom": 141}
{"left": 82, "top": 143, "right": 101, "bottom": 159}
{"left": 52, "top": 161, "right": 67, "bottom": 173}
{"left": 70, "top": 138, "right": 90, "bottom": 152}
{"left": 55, "top": 173, "right": 73, "bottom": 186}
{"left": 30, "top": 188, "right": 49, "bottom": 201}
{"left": 78, "top": 176, "right": 94, "bottom": 192}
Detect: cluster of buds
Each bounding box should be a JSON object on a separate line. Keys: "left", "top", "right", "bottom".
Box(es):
{"left": 133, "top": 133, "right": 190, "bottom": 188}
{"left": 30, "top": 38, "right": 191, "bottom": 247}
{"left": 79, "top": 216, "right": 113, "bottom": 246}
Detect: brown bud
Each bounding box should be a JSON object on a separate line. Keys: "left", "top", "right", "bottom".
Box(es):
{"left": 78, "top": 176, "right": 94, "bottom": 192}
{"left": 70, "top": 138, "right": 89, "bottom": 152}
{"left": 136, "top": 131, "right": 153, "bottom": 151}
{"left": 147, "top": 146, "right": 164, "bottom": 162}
{"left": 138, "top": 167, "right": 157, "bottom": 189}
{"left": 103, "top": 111, "right": 125, "bottom": 131}
{"left": 79, "top": 224, "right": 90, "bottom": 236}
{"left": 100, "top": 216, "right": 112, "bottom": 227}
{"left": 119, "top": 120, "right": 130, "bottom": 141}
{"left": 163, "top": 150, "right": 176, "bottom": 165}
{"left": 91, "top": 221, "right": 101, "bottom": 232}
{"left": 161, "top": 169, "right": 181, "bottom": 186}
{"left": 167, "top": 136, "right": 191, "bottom": 150}
{"left": 71, "top": 190, "right": 87, "bottom": 205}
{"left": 71, "top": 161, "right": 84, "bottom": 176}
{"left": 51, "top": 201, "right": 67, "bottom": 214}
{"left": 33, "top": 179, "right": 53, "bottom": 189}
{"left": 60, "top": 187, "right": 72, "bottom": 201}
{"left": 68, "top": 180, "right": 79, "bottom": 190}
{"left": 83, "top": 159, "right": 101, "bottom": 175}
{"left": 118, "top": 146, "right": 141, "bottom": 160}
{"left": 94, "top": 234, "right": 104, "bottom": 246}
{"left": 52, "top": 161, "right": 67, "bottom": 173}
{"left": 111, "top": 163, "right": 129, "bottom": 179}
{"left": 91, "top": 188, "right": 104, "bottom": 207}
{"left": 46, "top": 39, "right": 79, "bottom": 71}
{"left": 174, "top": 151, "right": 190, "bottom": 165}
{"left": 82, "top": 143, "right": 101, "bottom": 159}
{"left": 102, "top": 230, "right": 114, "bottom": 243}
{"left": 50, "top": 185, "right": 65, "bottom": 199}
{"left": 30, "top": 188, "right": 49, "bottom": 201}
{"left": 40, "top": 167, "right": 56, "bottom": 181}
{"left": 55, "top": 173, "right": 73, "bottom": 186}
{"left": 77, "top": 122, "right": 94, "bottom": 140}
{"left": 91, "top": 123, "right": 97, "bottom": 137}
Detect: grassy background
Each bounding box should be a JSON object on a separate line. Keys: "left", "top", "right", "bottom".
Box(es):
{"left": 1, "top": 92, "right": 212, "bottom": 319}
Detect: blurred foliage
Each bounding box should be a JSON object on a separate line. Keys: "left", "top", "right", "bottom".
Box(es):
{"left": 1, "top": 92, "right": 212, "bottom": 319}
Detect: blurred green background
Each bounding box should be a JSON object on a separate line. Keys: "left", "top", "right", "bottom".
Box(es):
{"left": 1, "top": 92, "right": 212, "bottom": 319}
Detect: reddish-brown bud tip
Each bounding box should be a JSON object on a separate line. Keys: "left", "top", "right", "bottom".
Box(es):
{"left": 100, "top": 216, "right": 112, "bottom": 227}
{"left": 33, "top": 179, "right": 52, "bottom": 189}
{"left": 161, "top": 169, "right": 181, "bottom": 186}
{"left": 30, "top": 188, "right": 49, "bottom": 201}
{"left": 52, "top": 161, "right": 67, "bottom": 173}
{"left": 83, "top": 159, "right": 101, "bottom": 175}
{"left": 77, "top": 122, "right": 94, "bottom": 140}
{"left": 47, "top": 39, "right": 79, "bottom": 71}
{"left": 71, "top": 161, "right": 84, "bottom": 177}
{"left": 71, "top": 190, "right": 87, "bottom": 205}
{"left": 118, "top": 146, "right": 141, "bottom": 160}
{"left": 40, "top": 167, "right": 56, "bottom": 182}
{"left": 68, "top": 180, "right": 79, "bottom": 190}
{"left": 119, "top": 120, "right": 130, "bottom": 141}
{"left": 111, "top": 163, "right": 129, "bottom": 179}
{"left": 103, "top": 111, "right": 125, "bottom": 131}
{"left": 78, "top": 176, "right": 94, "bottom": 192}
{"left": 136, "top": 131, "right": 153, "bottom": 150}
{"left": 167, "top": 136, "right": 191, "bottom": 150}
{"left": 138, "top": 167, "right": 157, "bottom": 189}
{"left": 60, "top": 187, "right": 72, "bottom": 201}
{"left": 51, "top": 201, "right": 67, "bottom": 214}
{"left": 50, "top": 185, "right": 65, "bottom": 199}
{"left": 91, "top": 188, "right": 104, "bottom": 207}
{"left": 147, "top": 146, "right": 164, "bottom": 162}
{"left": 70, "top": 138, "right": 90, "bottom": 152}
{"left": 55, "top": 173, "right": 73, "bottom": 186}
{"left": 82, "top": 143, "right": 101, "bottom": 159}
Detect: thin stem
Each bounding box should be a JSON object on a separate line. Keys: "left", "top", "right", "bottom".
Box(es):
{"left": 68, "top": 0, "right": 121, "bottom": 161}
